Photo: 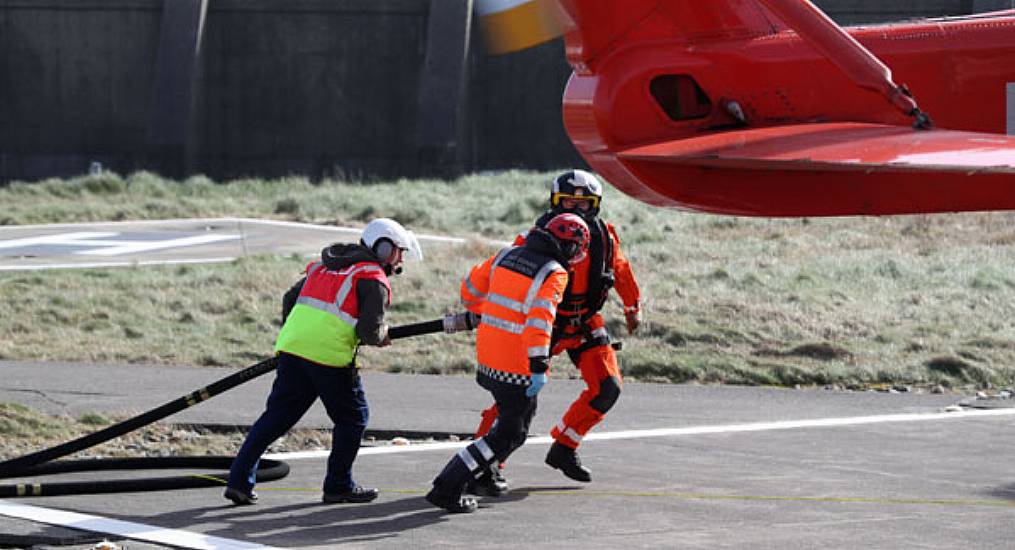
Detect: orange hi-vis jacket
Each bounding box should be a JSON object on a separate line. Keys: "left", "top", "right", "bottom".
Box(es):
{"left": 514, "top": 216, "right": 639, "bottom": 338}
{"left": 460, "top": 244, "right": 569, "bottom": 384}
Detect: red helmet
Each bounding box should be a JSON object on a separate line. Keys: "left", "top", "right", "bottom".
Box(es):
{"left": 544, "top": 213, "right": 590, "bottom": 265}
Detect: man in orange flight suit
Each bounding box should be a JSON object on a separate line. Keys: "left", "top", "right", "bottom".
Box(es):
{"left": 425, "top": 213, "right": 591, "bottom": 513}
{"left": 471, "top": 169, "right": 641, "bottom": 494}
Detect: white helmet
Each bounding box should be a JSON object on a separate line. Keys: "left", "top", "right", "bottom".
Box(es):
{"left": 361, "top": 218, "right": 424, "bottom": 265}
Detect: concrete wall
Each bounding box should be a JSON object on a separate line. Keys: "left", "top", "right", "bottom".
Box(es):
{"left": 195, "top": 0, "right": 430, "bottom": 179}
{"left": 0, "top": 0, "right": 163, "bottom": 180}
{"left": 0, "top": 0, "right": 990, "bottom": 182}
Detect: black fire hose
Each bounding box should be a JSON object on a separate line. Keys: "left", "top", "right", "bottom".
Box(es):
{"left": 387, "top": 318, "right": 446, "bottom": 340}
{"left": 0, "top": 315, "right": 463, "bottom": 499}
{"left": 0, "top": 357, "right": 287, "bottom": 498}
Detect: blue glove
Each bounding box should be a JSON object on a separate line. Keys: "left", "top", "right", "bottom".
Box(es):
{"left": 526, "top": 373, "right": 548, "bottom": 397}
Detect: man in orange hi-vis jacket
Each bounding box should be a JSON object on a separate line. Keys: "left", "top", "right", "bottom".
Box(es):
{"left": 425, "top": 213, "right": 590, "bottom": 514}
{"left": 471, "top": 170, "right": 641, "bottom": 495}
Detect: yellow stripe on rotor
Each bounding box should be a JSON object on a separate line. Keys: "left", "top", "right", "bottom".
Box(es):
{"left": 476, "top": 0, "right": 563, "bottom": 55}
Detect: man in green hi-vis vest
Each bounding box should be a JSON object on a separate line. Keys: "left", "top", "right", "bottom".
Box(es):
{"left": 225, "top": 218, "right": 423, "bottom": 506}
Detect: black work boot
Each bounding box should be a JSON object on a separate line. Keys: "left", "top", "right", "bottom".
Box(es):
{"left": 425, "top": 487, "right": 478, "bottom": 513}
{"left": 466, "top": 466, "right": 508, "bottom": 497}
{"left": 223, "top": 487, "right": 258, "bottom": 506}
{"left": 545, "top": 442, "right": 592, "bottom": 482}
{"left": 427, "top": 452, "right": 481, "bottom": 512}
{"left": 323, "top": 485, "right": 379, "bottom": 504}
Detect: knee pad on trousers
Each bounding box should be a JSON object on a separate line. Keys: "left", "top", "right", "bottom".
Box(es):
{"left": 485, "top": 415, "right": 528, "bottom": 459}
{"left": 588, "top": 376, "right": 621, "bottom": 413}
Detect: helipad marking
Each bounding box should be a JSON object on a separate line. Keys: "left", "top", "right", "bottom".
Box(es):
{"left": 266, "top": 406, "right": 1015, "bottom": 461}
{"left": 0, "top": 217, "right": 469, "bottom": 244}
{"left": 0, "top": 218, "right": 493, "bottom": 271}
{"left": 0, "top": 232, "right": 119, "bottom": 249}
{"left": 75, "top": 233, "right": 240, "bottom": 256}
{"left": 0, "top": 231, "right": 239, "bottom": 256}
{"left": 0, "top": 500, "right": 277, "bottom": 550}
{"left": 0, "top": 257, "right": 237, "bottom": 272}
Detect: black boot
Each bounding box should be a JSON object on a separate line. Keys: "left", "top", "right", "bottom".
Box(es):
{"left": 466, "top": 465, "right": 508, "bottom": 497}
{"left": 545, "top": 442, "right": 592, "bottom": 482}
{"left": 427, "top": 452, "right": 481, "bottom": 513}
{"left": 425, "top": 487, "right": 478, "bottom": 513}
{"left": 322, "top": 485, "right": 378, "bottom": 504}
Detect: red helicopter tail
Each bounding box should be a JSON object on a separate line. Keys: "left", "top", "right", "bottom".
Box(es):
{"left": 558, "top": 1, "right": 1015, "bottom": 217}
{"left": 557, "top": 0, "right": 786, "bottom": 75}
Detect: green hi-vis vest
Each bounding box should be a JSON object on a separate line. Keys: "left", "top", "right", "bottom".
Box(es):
{"left": 275, "top": 260, "right": 391, "bottom": 367}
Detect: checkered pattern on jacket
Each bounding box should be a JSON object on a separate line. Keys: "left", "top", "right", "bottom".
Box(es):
{"left": 478, "top": 364, "right": 532, "bottom": 386}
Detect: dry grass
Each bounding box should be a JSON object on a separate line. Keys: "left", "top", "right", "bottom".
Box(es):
{"left": 3, "top": 171, "right": 1015, "bottom": 389}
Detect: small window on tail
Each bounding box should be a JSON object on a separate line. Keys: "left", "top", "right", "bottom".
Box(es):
{"left": 650, "top": 75, "right": 712, "bottom": 121}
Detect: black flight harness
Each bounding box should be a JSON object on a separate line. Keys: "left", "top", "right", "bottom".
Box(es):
{"left": 535, "top": 212, "right": 616, "bottom": 356}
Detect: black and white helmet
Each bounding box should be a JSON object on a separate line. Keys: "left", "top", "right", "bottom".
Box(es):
{"left": 550, "top": 169, "right": 603, "bottom": 218}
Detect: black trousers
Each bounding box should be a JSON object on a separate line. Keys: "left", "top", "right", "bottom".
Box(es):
{"left": 431, "top": 371, "right": 537, "bottom": 496}
{"left": 477, "top": 372, "right": 538, "bottom": 461}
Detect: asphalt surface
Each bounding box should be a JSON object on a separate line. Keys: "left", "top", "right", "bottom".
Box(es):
{"left": 0, "top": 218, "right": 466, "bottom": 272}
{"left": 1, "top": 220, "right": 1014, "bottom": 548}
{"left": 1, "top": 360, "right": 1013, "bottom": 549}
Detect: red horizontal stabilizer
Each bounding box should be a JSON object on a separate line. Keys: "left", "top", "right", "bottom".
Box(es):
{"left": 558, "top": 0, "right": 784, "bottom": 74}
{"left": 618, "top": 123, "right": 1015, "bottom": 217}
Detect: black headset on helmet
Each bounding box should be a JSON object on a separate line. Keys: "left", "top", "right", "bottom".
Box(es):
{"left": 362, "top": 237, "right": 402, "bottom": 275}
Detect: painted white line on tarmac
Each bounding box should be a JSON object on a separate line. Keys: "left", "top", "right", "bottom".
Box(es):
{"left": 0, "top": 500, "right": 277, "bottom": 550}
{"left": 266, "top": 407, "right": 1015, "bottom": 461}
{"left": 0, "top": 217, "right": 468, "bottom": 244}
{"left": 4, "top": 408, "right": 1008, "bottom": 548}
{"left": 0, "top": 218, "right": 499, "bottom": 271}
{"left": 0, "top": 257, "right": 238, "bottom": 271}
{"left": 75, "top": 233, "right": 240, "bottom": 256}
{"left": 0, "top": 232, "right": 119, "bottom": 249}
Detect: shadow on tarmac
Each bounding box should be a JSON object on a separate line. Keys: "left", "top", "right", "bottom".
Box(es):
{"left": 121, "top": 488, "right": 563, "bottom": 546}
{"left": 130, "top": 494, "right": 472, "bottom": 546}
{"left": 985, "top": 483, "right": 1015, "bottom": 502}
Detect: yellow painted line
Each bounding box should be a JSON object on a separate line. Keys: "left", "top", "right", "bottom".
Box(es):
{"left": 522, "top": 489, "right": 1015, "bottom": 508}
{"left": 192, "top": 480, "right": 1015, "bottom": 509}
{"left": 188, "top": 474, "right": 226, "bottom": 484}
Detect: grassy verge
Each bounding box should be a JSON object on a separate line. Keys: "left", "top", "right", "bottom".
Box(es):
{"left": 3, "top": 171, "right": 1015, "bottom": 390}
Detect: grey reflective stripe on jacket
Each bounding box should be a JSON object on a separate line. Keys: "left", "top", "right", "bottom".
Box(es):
{"left": 294, "top": 263, "right": 384, "bottom": 327}
{"left": 462, "top": 247, "right": 512, "bottom": 309}
{"left": 528, "top": 345, "right": 550, "bottom": 358}
{"left": 524, "top": 260, "right": 564, "bottom": 311}
{"left": 482, "top": 314, "right": 524, "bottom": 334}
{"left": 478, "top": 250, "right": 564, "bottom": 338}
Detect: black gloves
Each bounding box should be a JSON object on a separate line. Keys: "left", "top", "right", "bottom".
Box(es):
{"left": 529, "top": 357, "right": 550, "bottom": 374}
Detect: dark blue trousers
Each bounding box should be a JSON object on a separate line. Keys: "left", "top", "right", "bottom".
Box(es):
{"left": 227, "top": 352, "right": 369, "bottom": 495}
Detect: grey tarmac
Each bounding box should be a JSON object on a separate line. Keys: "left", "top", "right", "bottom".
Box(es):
{"left": 0, "top": 360, "right": 1013, "bottom": 549}
{"left": 1, "top": 220, "right": 1012, "bottom": 548}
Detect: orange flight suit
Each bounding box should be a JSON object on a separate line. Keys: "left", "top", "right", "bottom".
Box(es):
{"left": 475, "top": 214, "right": 640, "bottom": 451}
